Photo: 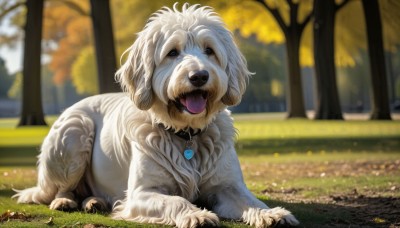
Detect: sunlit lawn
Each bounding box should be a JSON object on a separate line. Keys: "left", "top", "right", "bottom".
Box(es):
{"left": 0, "top": 113, "right": 399, "bottom": 227}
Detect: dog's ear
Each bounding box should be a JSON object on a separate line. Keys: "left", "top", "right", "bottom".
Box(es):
{"left": 115, "top": 33, "right": 155, "bottom": 110}
{"left": 220, "top": 33, "right": 252, "bottom": 106}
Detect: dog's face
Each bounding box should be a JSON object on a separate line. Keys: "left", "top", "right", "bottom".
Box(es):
{"left": 116, "top": 4, "right": 251, "bottom": 130}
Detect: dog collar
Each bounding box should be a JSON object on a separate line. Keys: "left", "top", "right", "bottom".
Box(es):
{"left": 170, "top": 128, "right": 201, "bottom": 141}
{"left": 158, "top": 124, "right": 201, "bottom": 141}
{"left": 158, "top": 124, "right": 201, "bottom": 160}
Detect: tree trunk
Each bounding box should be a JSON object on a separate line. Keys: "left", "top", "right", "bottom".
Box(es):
{"left": 285, "top": 29, "right": 307, "bottom": 118}
{"left": 90, "top": 0, "right": 120, "bottom": 93}
{"left": 254, "top": 0, "right": 311, "bottom": 119}
{"left": 313, "top": 0, "right": 343, "bottom": 120}
{"left": 362, "top": 0, "right": 391, "bottom": 120}
{"left": 18, "top": 0, "right": 47, "bottom": 126}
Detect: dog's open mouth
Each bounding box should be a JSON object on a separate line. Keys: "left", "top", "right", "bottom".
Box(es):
{"left": 175, "top": 90, "right": 208, "bottom": 114}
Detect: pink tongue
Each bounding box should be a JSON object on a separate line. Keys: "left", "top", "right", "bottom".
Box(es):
{"left": 180, "top": 94, "right": 207, "bottom": 114}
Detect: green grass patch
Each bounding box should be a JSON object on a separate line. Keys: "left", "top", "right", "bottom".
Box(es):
{"left": 234, "top": 119, "right": 400, "bottom": 140}
{"left": 0, "top": 116, "right": 57, "bottom": 147}
{"left": 235, "top": 120, "right": 400, "bottom": 155}
{"left": 0, "top": 128, "right": 49, "bottom": 147}
{"left": 234, "top": 115, "right": 400, "bottom": 155}
{"left": 0, "top": 198, "right": 153, "bottom": 227}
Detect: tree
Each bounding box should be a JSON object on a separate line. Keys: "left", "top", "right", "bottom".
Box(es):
{"left": 18, "top": 0, "right": 46, "bottom": 126}
{"left": 254, "top": 0, "right": 313, "bottom": 118}
{"left": 313, "top": 0, "right": 349, "bottom": 120}
{"left": 45, "top": 0, "right": 168, "bottom": 94}
{"left": 0, "top": 57, "right": 13, "bottom": 98}
{"left": 218, "top": 0, "right": 400, "bottom": 116}
{"left": 90, "top": 0, "right": 120, "bottom": 93}
{"left": 362, "top": 0, "right": 391, "bottom": 120}
{"left": 2, "top": 0, "right": 399, "bottom": 117}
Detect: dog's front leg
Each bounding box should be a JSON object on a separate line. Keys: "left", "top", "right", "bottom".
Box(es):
{"left": 207, "top": 184, "right": 299, "bottom": 228}
{"left": 112, "top": 151, "right": 219, "bottom": 227}
{"left": 113, "top": 190, "right": 219, "bottom": 227}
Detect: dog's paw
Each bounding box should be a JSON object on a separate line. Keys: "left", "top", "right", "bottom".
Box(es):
{"left": 49, "top": 198, "right": 78, "bottom": 211}
{"left": 176, "top": 209, "right": 219, "bottom": 228}
{"left": 244, "top": 207, "right": 299, "bottom": 228}
{"left": 82, "top": 196, "right": 108, "bottom": 213}
{"left": 267, "top": 207, "right": 299, "bottom": 227}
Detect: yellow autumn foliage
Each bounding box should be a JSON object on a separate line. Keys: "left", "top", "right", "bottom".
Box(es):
{"left": 44, "top": 0, "right": 92, "bottom": 85}
{"left": 7, "top": 72, "right": 22, "bottom": 99}
{"left": 71, "top": 46, "right": 98, "bottom": 95}
{"left": 220, "top": 0, "right": 284, "bottom": 45}
{"left": 271, "top": 79, "right": 284, "bottom": 97}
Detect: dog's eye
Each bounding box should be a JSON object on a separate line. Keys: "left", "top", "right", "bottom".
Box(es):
{"left": 204, "top": 47, "right": 214, "bottom": 56}
{"left": 167, "top": 49, "right": 179, "bottom": 57}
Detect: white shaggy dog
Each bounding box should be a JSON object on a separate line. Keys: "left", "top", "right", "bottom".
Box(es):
{"left": 14, "top": 4, "right": 299, "bottom": 228}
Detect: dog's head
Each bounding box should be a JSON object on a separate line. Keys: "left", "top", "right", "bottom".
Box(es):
{"left": 116, "top": 3, "right": 251, "bottom": 130}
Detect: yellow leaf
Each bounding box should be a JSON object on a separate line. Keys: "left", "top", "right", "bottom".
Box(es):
{"left": 71, "top": 47, "right": 98, "bottom": 95}
{"left": 372, "top": 217, "right": 386, "bottom": 224}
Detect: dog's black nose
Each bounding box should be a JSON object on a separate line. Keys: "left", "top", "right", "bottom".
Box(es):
{"left": 189, "top": 70, "right": 209, "bottom": 87}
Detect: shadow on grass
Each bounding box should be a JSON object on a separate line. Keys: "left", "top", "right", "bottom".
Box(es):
{"left": 0, "top": 189, "right": 16, "bottom": 197}
{"left": 236, "top": 136, "right": 400, "bottom": 155}
{"left": 264, "top": 196, "right": 399, "bottom": 227}
{"left": 1, "top": 136, "right": 399, "bottom": 166}
{"left": 0, "top": 147, "right": 39, "bottom": 166}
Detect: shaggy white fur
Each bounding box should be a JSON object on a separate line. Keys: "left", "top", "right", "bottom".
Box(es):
{"left": 13, "top": 3, "right": 299, "bottom": 228}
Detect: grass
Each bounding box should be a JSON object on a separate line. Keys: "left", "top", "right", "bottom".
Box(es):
{"left": 0, "top": 116, "right": 57, "bottom": 147}
{"left": 1, "top": 113, "right": 399, "bottom": 227}
{"left": 235, "top": 119, "right": 400, "bottom": 139}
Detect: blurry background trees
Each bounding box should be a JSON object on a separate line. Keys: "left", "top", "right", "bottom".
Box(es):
{"left": 0, "top": 0, "right": 399, "bottom": 120}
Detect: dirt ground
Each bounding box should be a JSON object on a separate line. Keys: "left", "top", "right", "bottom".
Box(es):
{"left": 242, "top": 159, "right": 400, "bottom": 227}
{"left": 265, "top": 188, "right": 400, "bottom": 227}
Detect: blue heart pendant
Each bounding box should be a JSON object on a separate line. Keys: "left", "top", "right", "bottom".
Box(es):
{"left": 184, "top": 149, "right": 194, "bottom": 160}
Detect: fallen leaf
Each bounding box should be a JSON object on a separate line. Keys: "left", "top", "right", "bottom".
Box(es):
{"left": 0, "top": 210, "right": 32, "bottom": 222}
{"left": 45, "top": 216, "right": 54, "bottom": 225}
{"left": 372, "top": 217, "right": 386, "bottom": 224}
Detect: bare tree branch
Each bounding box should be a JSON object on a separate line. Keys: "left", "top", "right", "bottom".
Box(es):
{"left": 0, "top": 34, "right": 22, "bottom": 49}
{"left": 49, "top": 0, "right": 89, "bottom": 16}
{"left": 254, "top": 0, "right": 289, "bottom": 36}
{"left": 335, "top": 0, "right": 350, "bottom": 11}
{"left": 286, "top": 0, "right": 295, "bottom": 8}
{"left": 0, "top": 1, "right": 25, "bottom": 21}
{"left": 299, "top": 9, "right": 314, "bottom": 33}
